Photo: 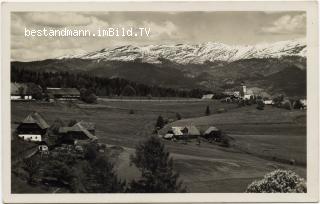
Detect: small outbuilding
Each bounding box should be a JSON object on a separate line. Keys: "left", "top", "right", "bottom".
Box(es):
{"left": 203, "top": 126, "right": 221, "bottom": 141}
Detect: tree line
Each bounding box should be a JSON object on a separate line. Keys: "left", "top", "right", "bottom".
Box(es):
{"left": 11, "top": 66, "right": 211, "bottom": 98}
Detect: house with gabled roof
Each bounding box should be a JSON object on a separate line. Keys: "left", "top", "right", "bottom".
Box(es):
{"left": 58, "top": 121, "right": 97, "bottom": 144}
{"left": 17, "top": 112, "right": 49, "bottom": 142}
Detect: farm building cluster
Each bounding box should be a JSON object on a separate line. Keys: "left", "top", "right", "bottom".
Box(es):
{"left": 15, "top": 112, "right": 98, "bottom": 154}
{"left": 11, "top": 82, "right": 80, "bottom": 101}
{"left": 162, "top": 125, "right": 223, "bottom": 143}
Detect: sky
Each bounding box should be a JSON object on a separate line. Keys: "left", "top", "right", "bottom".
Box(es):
{"left": 11, "top": 11, "right": 306, "bottom": 61}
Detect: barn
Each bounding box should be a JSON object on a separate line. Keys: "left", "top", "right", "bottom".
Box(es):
{"left": 17, "top": 112, "right": 49, "bottom": 142}
{"left": 47, "top": 88, "right": 80, "bottom": 100}
{"left": 58, "top": 122, "right": 97, "bottom": 144}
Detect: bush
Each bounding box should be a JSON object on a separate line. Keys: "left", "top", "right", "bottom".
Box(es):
{"left": 246, "top": 169, "right": 306, "bottom": 193}
{"left": 84, "top": 144, "right": 98, "bottom": 162}
{"left": 22, "top": 157, "right": 41, "bottom": 184}
{"left": 176, "top": 113, "right": 182, "bottom": 120}
{"left": 282, "top": 101, "right": 292, "bottom": 110}
{"left": 256, "top": 99, "right": 265, "bottom": 110}
{"left": 80, "top": 88, "right": 97, "bottom": 104}
{"left": 293, "top": 100, "right": 304, "bottom": 109}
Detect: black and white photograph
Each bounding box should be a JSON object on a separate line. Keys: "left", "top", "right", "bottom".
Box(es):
{"left": 2, "top": 1, "right": 319, "bottom": 202}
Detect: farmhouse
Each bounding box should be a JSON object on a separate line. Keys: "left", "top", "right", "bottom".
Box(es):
{"left": 203, "top": 126, "right": 221, "bottom": 141}
{"left": 11, "top": 82, "right": 42, "bottom": 100}
{"left": 264, "top": 99, "right": 274, "bottom": 105}
{"left": 47, "top": 87, "right": 80, "bottom": 100}
{"left": 201, "top": 94, "right": 214, "bottom": 100}
{"left": 17, "top": 112, "right": 49, "bottom": 142}
{"left": 58, "top": 122, "right": 97, "bottom": 144}
{"left": 166, "top": 126, "right": 201, "bottom": 139}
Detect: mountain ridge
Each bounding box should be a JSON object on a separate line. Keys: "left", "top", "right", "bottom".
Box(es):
{"left": 56, "top": 39, "right": 306, "bottom": 65}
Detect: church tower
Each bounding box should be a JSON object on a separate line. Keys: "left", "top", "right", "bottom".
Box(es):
{"left": 240, "top": 81, "right": 246, "bottom": 97}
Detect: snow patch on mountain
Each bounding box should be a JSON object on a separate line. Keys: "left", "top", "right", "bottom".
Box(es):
{"left": 57, "top": 39, "right": 306, "bottom": 64}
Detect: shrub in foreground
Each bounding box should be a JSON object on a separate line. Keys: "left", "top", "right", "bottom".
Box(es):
{"left": 246, "top": 169, "right": 306, "bottom": 193}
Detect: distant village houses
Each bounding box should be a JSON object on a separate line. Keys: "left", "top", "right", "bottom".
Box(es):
{"left": 11, "top": 82, "right": 42, "bottom": 100}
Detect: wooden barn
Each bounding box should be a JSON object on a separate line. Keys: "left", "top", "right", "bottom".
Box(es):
{"left": 46, "top": 88, "right": 80, "bottom": 100}
{"left": 58, "top": 122, "right": 97, "bottom": 144}
{"left": 17, "top": 112, "right": 49, "bottom": 142}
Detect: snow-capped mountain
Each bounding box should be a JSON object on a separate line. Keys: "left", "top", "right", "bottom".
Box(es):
{"left": 57, "top": 39, "right": 306, "bottom": 64}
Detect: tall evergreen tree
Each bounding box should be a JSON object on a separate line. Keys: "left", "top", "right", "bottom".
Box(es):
{"left": 155, "top": 115, "right": 165, "bottom": 129}
{"left": 129, "top": 136, "right": 186, "bottom": 193}
{"left": 205, "top": 105, "right": 211, "bottom": 116}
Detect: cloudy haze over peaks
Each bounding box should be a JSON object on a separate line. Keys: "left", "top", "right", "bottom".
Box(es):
{"left": 11, "top": 11, "right": 306, "bottom": 61}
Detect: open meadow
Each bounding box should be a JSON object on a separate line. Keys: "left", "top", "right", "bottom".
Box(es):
{"left": 11, "top": 99, "right": 306, "bottom": 192}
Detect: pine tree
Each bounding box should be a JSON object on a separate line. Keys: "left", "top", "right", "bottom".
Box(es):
{"left": 155, "top": 115, "right": 165, "bottom": 129}
{"left": 205, "top": 105, "right": 211, "bottom": 116}
{"left": 129, "top": 136, "right": 186, "bottom": 193}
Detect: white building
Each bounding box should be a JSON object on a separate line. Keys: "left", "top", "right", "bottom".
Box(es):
{"left": 201, "top": 94, "right": 214, "bottom": 100}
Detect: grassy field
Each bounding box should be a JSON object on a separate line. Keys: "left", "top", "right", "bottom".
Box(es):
{"left": 11, "top": 100, "right": 306, "bottom": 193}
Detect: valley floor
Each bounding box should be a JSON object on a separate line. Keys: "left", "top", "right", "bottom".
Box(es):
{"left": 11, "top": 99, "right": 306, "bottom": 193}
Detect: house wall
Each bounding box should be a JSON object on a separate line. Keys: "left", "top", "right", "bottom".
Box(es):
{"left": 18, "top": 134, "right": 42, "bottom": 142}
{"left": 11, "top": 95, "right": 33, "bottom": 100}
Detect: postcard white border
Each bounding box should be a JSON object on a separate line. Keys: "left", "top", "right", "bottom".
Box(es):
{"left": 1, "top": 1, "right": 319, "bottom": 203}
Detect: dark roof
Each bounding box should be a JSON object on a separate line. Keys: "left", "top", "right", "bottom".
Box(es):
{"left": 59, "top": 123, "right": 97, "bottom": 140}
{"left": 47, "top": 88, "right": 80, "bottom": 96}
{"left": 22, "top": 112, "right": 50, "bottom": 129}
